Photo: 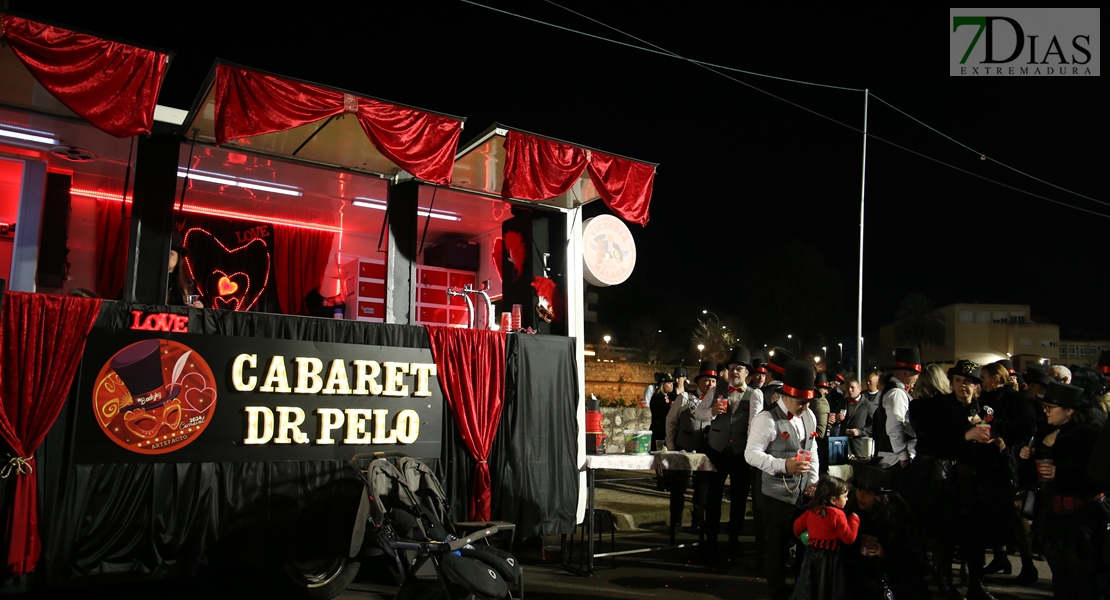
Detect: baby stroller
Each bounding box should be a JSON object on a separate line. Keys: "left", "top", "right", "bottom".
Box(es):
{"left": 352, "top": 453, "right": 523, "bottom": 600}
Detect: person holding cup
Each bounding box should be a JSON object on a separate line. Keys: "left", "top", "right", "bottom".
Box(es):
{"left": 745, "top": 359, "right": 820, "bottom": 600}
{"left": 908, "top": 359, "right": 999, "bottom": 600}
{"left": 1019, "top": 381, "right": 1106, "bottom": 599}
{"left": 167, "top": 231, "right": 203, "bottom": 308}
{"left": 695, "top": 347, "right": 763, "bottom": 553}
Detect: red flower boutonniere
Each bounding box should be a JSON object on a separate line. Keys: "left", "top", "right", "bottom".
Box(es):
{"left": 779, "top": 431, "right": 791, "bottom": 441}
{"left": 811, "top": 431, "right": 820, "bottom": 438}
{"left": 984, "top": 406, "right": 995, "bottom": 423}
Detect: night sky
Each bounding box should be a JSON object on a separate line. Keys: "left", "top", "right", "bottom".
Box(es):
{"left": 10, "top": 3, "right": 1104, "bottom": 360}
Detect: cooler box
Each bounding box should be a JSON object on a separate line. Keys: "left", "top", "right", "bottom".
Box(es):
{"left": 623, "top": 430, "right": 651, "bottom": 454}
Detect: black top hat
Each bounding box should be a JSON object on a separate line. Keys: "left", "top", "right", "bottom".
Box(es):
{"left": 1043, "top": 381, "right": 1086, "bottom": 409}
{"left": 831, "top": 369, "right": 847, "bottom": 383}
{"left": 171, "top": 231, "right": 189, "bottom": 257}
{"left": 852, "top": 465, "right": 894, "bottom": 493}
{"left": 1098, "top": 351, "right": 1110, "bottom": 376}
{"left": 726, "top": 346, "right": 752, "bottom": 370}
{"left": 948, "top": 359, "right": 982, "bottom": 383}
{"left": 673, "top": 366, "right": 688, "bottom": 379}
{"left": 751, "top": 357, "right": 768, "bottom": 374}
{"left": 656, "top": 371, "right": 675, "bottom": 385}
{"left": 110, "top": 339, "right": 181, "bottom": 412}
{"left": 1015, "top": 372, "right": 1026, "bottom": 388}
{"left": 767, "top": 347, "right": 794, "bottom": 377}
{"left": 694, "top": 360, "right": 718, "bottom": 382}
{"left": 780, "top": 360, "right": 817, "bottom": 400}
{"left": 998, "top": 359, "right": 1016, "bottom": 374}
{"left": 815, "top": 372, "right": 830, "bottom": 389}
{"left": 1024, "top": 364, "right": 1055, "bottom": 388}
{"left": 893, "top": 347, "right": 922, "bottom": 373}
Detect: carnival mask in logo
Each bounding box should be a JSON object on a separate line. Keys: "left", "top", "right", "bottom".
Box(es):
{"left": 92, "top": 339, "right": 217, "bottom": 455}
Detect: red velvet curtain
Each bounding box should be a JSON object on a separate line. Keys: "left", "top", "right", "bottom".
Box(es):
{"left": 94, "top": 199, "right": 129, "bottom": 300}
{"left": 0, "top": 291, "right": 101, "bottom": 576}
{"left": 500, "top": 131, "right": 656, "bottom": 226}
{"left": 0, "top": 15, "right": 167, "bottom": 138}
{"left": 273, "top": 225, "right": 334, "bottom": 316}
{"left": 213, "top": 65, "right": 462, "bottom": 185}
{"left": 424, "top": 327, "right": 506, "bottom": 521}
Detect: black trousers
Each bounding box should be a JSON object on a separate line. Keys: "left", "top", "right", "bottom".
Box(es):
{"left": 668, "top": 470, "right": 707, "bottom": 529}
{"left": 703, "top": 447, "right": 751, "bottom": 542}
{"left": 762, "top": 496, "right": 803, "bottom": 600}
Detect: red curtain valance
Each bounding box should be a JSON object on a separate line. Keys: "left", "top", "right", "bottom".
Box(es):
{"left": 424, "top": 326, "right": 506, "bottom": 521}
{"left": 500, "top": 131, "right": 656, "bottom": 226}
{"left": 0, "top": 15, "right": 167, "bottom": 138}
{"left": 0, "top": 291, "right": 101, "bottom": 576}
{"left": 213, "top": 65, "right": 462, "bottom": 185}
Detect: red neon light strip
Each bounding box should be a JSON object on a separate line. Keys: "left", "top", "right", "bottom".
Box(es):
{"left": 70, "top": 188, "right": 343, "bottom": 233}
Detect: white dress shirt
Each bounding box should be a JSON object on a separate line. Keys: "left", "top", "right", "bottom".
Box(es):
{"left": 665, "top": 390, "right": 702, "bottom": 450}
{"left": 744, "top": 399, "right": 820, "bottom": 487}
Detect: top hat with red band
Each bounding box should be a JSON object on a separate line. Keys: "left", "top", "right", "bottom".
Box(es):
{"left": 751, "top": 357, "right": 768, "bottom": 374}
{"left": 948, "top": 359, "right": 982, "bottom": 384}
{"left": 1098, "top": 351, "right": 1110, "bottom": 375}
{"left": 831, "top": 369, "right": 847, "bottom": 383}
{"left": 110, "top": 339, "right": 181, "bottom": 412}
{"left": 779, "top": 360, "right": 817, "bottom": 400}
{"left": 815, "top": 372, "right": 830, "bottom": 389}
{"left": 726, "top": 346, "right": 753, "bottom": 370}
{"left": 998, "top": 359, "right": 1016, "bottom": 375}
{"left": 694, "top": 360, "right": 718, "bottom": 382}
{"left": 767, "top": 347, "right": 794, "bottom": 377}
{"left": 892, "top": 347, "right": 922, "bottom": 373}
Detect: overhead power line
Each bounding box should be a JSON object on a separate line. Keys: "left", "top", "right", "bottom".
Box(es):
{"left": 461, "top": 0, "right": 1108, "bottom": 219}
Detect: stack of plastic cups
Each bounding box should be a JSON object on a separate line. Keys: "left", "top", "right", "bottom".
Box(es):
{"left": 511, "top": 304, "right": 522, "bottom": 331}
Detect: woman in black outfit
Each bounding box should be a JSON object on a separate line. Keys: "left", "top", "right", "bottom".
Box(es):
{"left": 1020, "top": 381, "right": 1107, "bottom": 599}
{"left": 649, "top": 372, "right": 675, "bottom": 490}
{"left": 168, "top": 232, "right": 203, "bottom": 308}
{"left": 842, "top": 466, "right": 930, "bottom": 600}
{"left": 908, "top": 359, "right": 998, "bottom": 600}
{"left": 978, "top": 362, "right": 1039, "bottom": 584}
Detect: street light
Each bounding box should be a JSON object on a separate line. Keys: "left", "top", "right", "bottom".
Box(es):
{"left": 838, "top": 342, "right": 843, "bottom": 363}
{"left": 697, "top": 343, "right": 705, "bottom": 360}
{"left": 814, "top": 356, "right": 821, "bottom": 364}
{"left": 603, "top": 335, "right": 611, "bottom": 344}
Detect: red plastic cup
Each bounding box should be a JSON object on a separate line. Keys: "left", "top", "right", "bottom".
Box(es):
{"left": 500, "top": 312, "right": 512, "bottom": 331}
{"left": 1036, "top": 458, "right": 1053, "bottom": 480}
{"left": 717, "top": 398, "right": 728, "bottom": 411}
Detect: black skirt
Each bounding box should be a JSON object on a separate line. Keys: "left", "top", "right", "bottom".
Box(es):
{"left": 792, "top": 546, "right": 847, "bottom": 600}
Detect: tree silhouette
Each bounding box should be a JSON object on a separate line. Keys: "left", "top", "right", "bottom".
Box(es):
{"left": 894, "top": 294, "right": 947, "bottom": 348}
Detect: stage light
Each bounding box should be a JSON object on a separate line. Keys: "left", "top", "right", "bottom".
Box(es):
{"left": 0, "top": 126, "right": 58, "bottom": 145}
{"left": 178, "top": 170, "right": 302, "bottom": 196}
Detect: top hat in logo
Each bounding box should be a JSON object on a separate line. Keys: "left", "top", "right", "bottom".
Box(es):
{"left": 110, "top": 339, "right": 181, "bottom": 411}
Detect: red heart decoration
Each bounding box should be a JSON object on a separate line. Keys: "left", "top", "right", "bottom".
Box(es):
{"left": 184, "top": 385, "right": 217, "bottom": 414}
{"left": 217, "top": 276, "right": 238, "bottom": 296}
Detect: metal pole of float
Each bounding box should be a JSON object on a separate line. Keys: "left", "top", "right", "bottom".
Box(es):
{"left": 856, "top": 90, "right": 868, "bottom": 379}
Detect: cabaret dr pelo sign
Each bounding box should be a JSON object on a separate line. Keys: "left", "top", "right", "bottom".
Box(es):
{"left": 231, "top": 354, "right": 437, "bottom": 446}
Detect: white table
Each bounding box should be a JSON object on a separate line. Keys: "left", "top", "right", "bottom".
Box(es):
{"left": 569, "top": 451, "right": 716, "bottom": 575}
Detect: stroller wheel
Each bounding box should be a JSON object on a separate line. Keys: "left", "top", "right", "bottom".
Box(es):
{"left": 283, "top": 556, "right": 360, "bottom": 600}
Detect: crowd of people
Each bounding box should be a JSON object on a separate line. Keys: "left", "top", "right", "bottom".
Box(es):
{"left": 647, "top": 345, "right": 1110, "bottom": 600}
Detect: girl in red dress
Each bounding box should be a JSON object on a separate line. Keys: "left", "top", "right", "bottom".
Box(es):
{"left": 792, "top": 475, "right": 860, "bottom": 600}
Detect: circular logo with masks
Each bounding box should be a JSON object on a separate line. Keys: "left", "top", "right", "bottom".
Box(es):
{"left": 582, "top": 215, "right": 636, "bottom": 286}
{"left": 92, "top": 339, "right": 217, "bottom": 454}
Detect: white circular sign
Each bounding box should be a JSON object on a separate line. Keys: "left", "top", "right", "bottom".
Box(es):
{"left": 582, "top": 215, "right": 636, "bottom": 287}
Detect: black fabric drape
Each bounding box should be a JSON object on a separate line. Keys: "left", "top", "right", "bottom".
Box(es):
{"left": 492, "top": 334, "right": 579, "bottom": 536}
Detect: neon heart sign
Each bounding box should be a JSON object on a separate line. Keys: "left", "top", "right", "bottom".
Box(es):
{"left": 217, "top": 276, "right": 239, "bottom": 296}
{"left": 183, "top": 227, "right": 270, "bottom": 312}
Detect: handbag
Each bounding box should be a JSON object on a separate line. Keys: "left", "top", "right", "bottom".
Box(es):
{"left": 931, "top": 458, "right": 954, "bottom": 483}
{"left": 1020, "top": 488, "right": 1037, "bottom": 519}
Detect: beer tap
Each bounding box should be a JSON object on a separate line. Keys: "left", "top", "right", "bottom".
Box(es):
{"left": 446, "top": 288, "right": 475, "bottom": 329}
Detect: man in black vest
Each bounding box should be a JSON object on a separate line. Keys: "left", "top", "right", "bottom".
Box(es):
{"left": 745, "top": 360, "right": 820, "bottom": 600}
{"left": 664, "top": 360, "right": 713, "bottom": 540}
{"left": 875, "top": 347, "right": 920, "bottom": 471}
{"left": 695, "top": 346, "right": 763, "bottom": 552}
